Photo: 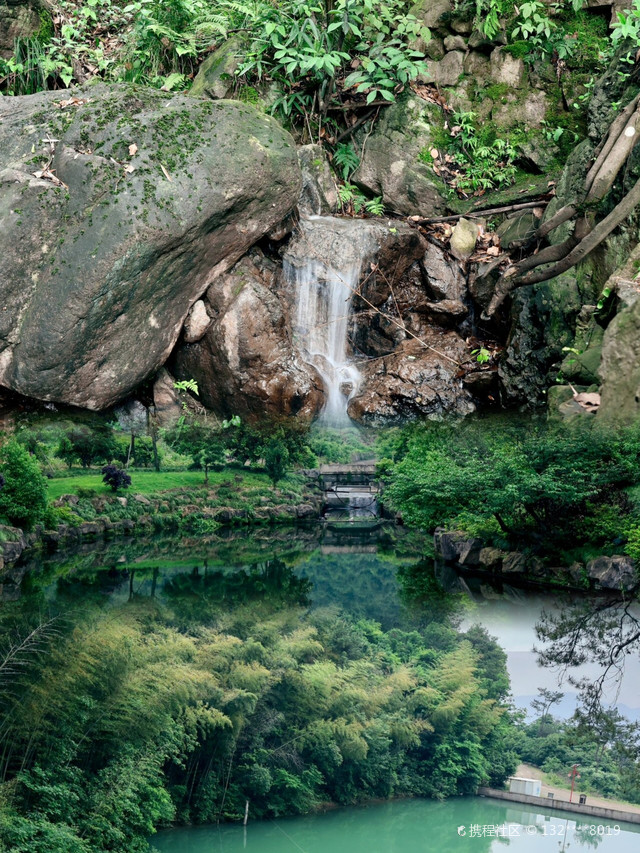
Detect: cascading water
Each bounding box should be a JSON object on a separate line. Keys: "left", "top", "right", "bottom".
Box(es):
{"left": 284, "top": 216, "right": 377, "bottom": 426}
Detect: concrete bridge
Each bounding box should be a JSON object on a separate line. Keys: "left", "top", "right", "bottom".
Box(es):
{"left": 316, "top": 460, "right": 378, "bottom": 490}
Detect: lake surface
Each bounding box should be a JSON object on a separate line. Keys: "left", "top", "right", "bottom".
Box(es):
{"left": 14, "top": 522, "right": 639, "bottom": 717}
{"left": 7, "top": 523, "right": 639, "bottom": 851}
{"left": 152, "top": 797, "right": 640, "bottom": 853}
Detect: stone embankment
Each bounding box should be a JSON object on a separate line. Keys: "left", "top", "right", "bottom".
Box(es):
{"left": 478, "top": 787, "right": 640, "bottom": 826}
{"left": 0, "top": 487, "right": 323, "bottom": 598}
{"left": 434, "top": 528, "right": 638, "bottom": 592}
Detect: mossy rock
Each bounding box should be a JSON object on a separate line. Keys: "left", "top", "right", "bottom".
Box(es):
{"left": 0, "top": 83, "right": 301, "bottom": 410}
{"left": 0, "top": 0, "right": 48, "bottom": 59}
{"left": 354, "top": 92, "right": 450, "bottom": 216}
{"left": 189, "top": 37, "right": 244, "bottom": 101}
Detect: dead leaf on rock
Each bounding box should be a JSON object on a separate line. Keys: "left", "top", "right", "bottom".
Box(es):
{"left": 486, "top": 245, "right": 500, "bottom": 256}
{"left": 32, "top": 166, "right": 68, "bottom": 189}
{"left": 56, "top": 96, "right": 87, "bottom": 109}
{"left": 123, "top": 164, "right": 135, "bottom": 174}
{"left": 128, "top": 143, "right": 138, "bottom": 157}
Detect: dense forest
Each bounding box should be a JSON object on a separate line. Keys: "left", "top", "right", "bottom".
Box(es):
{"left": 0, "top": 561, "right": 516, "bottom": 851}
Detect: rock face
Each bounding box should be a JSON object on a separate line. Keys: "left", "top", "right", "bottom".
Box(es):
{"left": 349, "top": 334, "right": 474, "bottom": 422}
{"left": 171, "top": 249, "right": 324, "bottom": 419}
{"left": 0, "top": 0, "right": 46, "bottom": 59}
{"left": 434, "top": 528, "right": 638, "bottom": 591}
{"left": 598, "top": 297, "right": 640, "bottom": 423}
{"left": 183, "top": 300, "right": 212, "bottom": 343}
{"left": 189, "top": 38, "right": 242, "bottom": 100}
{"left": 344, "top": 227, "right": 476, "bottom": 421}
{"left": 354, "top": 93, "right": 449, "bottom": 216}
{"left": 0, "top": 84, "right": 301, "bottom": 409}
{"left": 297, "top": 144, "right": 338, "bottom": 216}
{"left": 586, "top": 555, "right": 637, "bottom": 591}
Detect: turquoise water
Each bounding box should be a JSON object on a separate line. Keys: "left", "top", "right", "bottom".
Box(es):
{"left": 152, "top": 797, "right": 639, "bottom": 852}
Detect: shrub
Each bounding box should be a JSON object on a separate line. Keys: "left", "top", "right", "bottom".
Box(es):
{"left": 101, "top": 465, "right": 132, "bottom": 492}
{"left": 264, "top": 439, "right": 289, "bottom": 486}
{"left": 0, "top": 440, "right": 48, "bottom": 529}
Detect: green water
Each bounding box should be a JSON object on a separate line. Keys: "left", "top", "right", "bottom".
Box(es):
{"left": 7, "top": 525, "right": 638, "bottom": 851}
{"left": 152, "top": 797, "right": 639, "bottom": 852}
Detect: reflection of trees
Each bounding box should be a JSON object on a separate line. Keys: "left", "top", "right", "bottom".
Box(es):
{"left": 535, "top": 596, "right": 640, "bottom": 721}
{"left": 397, "top": 559, "right": 465, "bottom": 626}
{"left": 163, "top": 558, "right": 312, "bottom": 617}
{"left": 573, "top": 822, "right": 605, "bottom": 849}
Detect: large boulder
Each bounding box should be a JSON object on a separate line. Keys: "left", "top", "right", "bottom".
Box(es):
{"left": 0, "top": 84, "right": 301, "bottom": 409}
{"left": 354, "top": 93, "right": 449, "bottom": 216}
{"left": 171, "top": 249, "right": 324, "bottom": 419}
{"left": 586, "top": 555, "right": 637, "bottom": 591}
{"left": 348, "top": 333, "right": 475, "bottom": 422}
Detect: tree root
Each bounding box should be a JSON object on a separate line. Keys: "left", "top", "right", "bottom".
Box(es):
{"left": 483, "top": 92, "right": 640, "bottom": 319}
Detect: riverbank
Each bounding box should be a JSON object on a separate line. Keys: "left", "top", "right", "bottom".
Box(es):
{"left": 515, "top": 764, "right": 640, "bottom": 817}
{"left": 0, "top": 467, "right": 325, "bottom": 594}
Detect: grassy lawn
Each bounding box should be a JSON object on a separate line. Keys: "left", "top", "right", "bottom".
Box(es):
{"left": 46, "top": 468, "right": 285, "bottom": 501}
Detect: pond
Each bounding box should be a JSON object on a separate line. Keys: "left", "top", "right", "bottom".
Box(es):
{"left": 152, "top": 797, "right": 640, "bottom": 853}
{"left": 3, "top": 522, "right": 638, "bottom": 850}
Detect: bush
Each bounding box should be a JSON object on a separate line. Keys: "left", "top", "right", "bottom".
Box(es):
{"left": 264, "top": 439, "right": 289, "bottom": 486}
{"left": 0, "top": 440, "right": 48, "bottom": 529}
{"left": 101, "top": 465, "right": 132, "bottom": 492}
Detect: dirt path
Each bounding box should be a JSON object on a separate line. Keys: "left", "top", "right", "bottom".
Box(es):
{"left": 517, "top": 763, "right": 640, "bottom": 815}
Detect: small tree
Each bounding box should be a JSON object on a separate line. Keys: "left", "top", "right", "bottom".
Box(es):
{"left": 101, "top": 465, "right": 132, "bottom": 492}
{"left": 0, "top": 440, "right": 47, "bottom": 529}
{"left": 56, "top": 426, "right": 118, "bottom": 468}
{"left": 264, "top": 439, "right": 289, "bottom": 487}
{"left": 164, "top": 422, "right": 228, "bottom": 484}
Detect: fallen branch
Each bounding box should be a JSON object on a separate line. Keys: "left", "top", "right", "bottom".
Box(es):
{"left": 335, "top": 109, "right": 377, "bottom": 143}
{"left": 416, "top": 200, "right": 549, "bottom": 225}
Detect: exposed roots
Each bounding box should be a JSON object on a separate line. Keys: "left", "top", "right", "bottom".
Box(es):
{"left": 483, "top": 92, "right": 640, "bottom": 320}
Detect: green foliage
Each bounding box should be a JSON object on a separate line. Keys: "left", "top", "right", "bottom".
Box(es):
{"left": 473, "top": 0, "right": 515, "bottom": 39}
{"left": 0, "top": 440, "right": 48, "bottom": 529}
{"left": 56, "top": 426, "right": 118, "bottom": 469}
{"left": 624, "top": 523, "right": 640, "bottom": 562}
{"left": 164, "top": 421, "right": 227, "bottom": 483}
{"left": 42, "top": 504, "right": 82, "bottom": 529}
{"left": 333, "top": 142, "right": 360, "bottom": 180}
{"left": 513, "top": 705, "right": 640, "bottom": 805}
{"left": 225, "top": 417, "right": 316, "bottom": 470}
{"left": 437, "top": 111, "right": 518, "bottom": 194}
{"left": 308, "top": 426, "right": 372, "bottom": 465}
{"left": 241, "top": 0, "right": 430, "bottom": 125}
{"left": 382, "top": 419, "right": 640, "bottom": 557}
{"left": 264, "top": 438, "right": 289, "bottom": 486}
{"left": 0, "top": 562, "right": 517, "bottom": 848}
{"left": 612, "top": 0, "right": 640, "bottom": 44}
{"left": 337, "top": 182, "right": 384, "bottom": 216}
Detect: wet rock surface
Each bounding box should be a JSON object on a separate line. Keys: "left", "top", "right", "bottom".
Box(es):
{"left": 172, "top": 249, "right": 325, "bottom": 419}
{"left": 434, "top": 528, "right": 638, "bottom": 592}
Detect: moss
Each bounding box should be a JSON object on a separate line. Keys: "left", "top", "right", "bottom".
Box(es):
{"left": 483, "top": 82, "right": 510, "bottom": 102}
{"left": 503, "top": 40, "right": 529, "bottom": 59}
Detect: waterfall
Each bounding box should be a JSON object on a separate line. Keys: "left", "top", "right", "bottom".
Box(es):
{"left": 284, "top": 217, "right": 376, "bottom": 426}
